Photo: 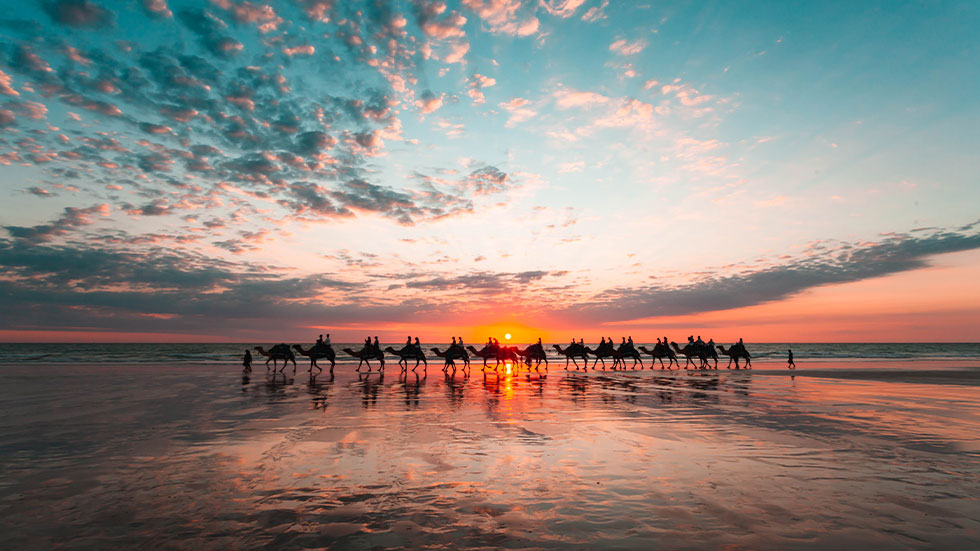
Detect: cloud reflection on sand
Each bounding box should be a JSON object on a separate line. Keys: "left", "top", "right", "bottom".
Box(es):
{"left": 0, "top": 364, "right": 978, "bottom": 549}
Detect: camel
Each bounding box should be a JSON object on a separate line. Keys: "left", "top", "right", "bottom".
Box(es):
{"left": 516, "top": 344, "right": 548, "bottom": 370}
{"left": 670, "top": 342, "right": 708, "bottom": 369}
{"left": 552, "top": 344, "right": 589, "bottom": 370}
{"left": 384, "top": 345, "right": 428, "bottom": 371}
{"left": 638, "top": 344, "right": 679, "bottom": 369}
{"left": 585, "top": 343, "right": 616, "bottom": 370}
{"left": 254, "top": 344, "right": 296, "bottom": 371}
{"left": 612, "top": 343, "right": 644, "bottom": 370}
{"left": 292, "top": 343, "right": 336, "bottom": 373}
{"left": 431, "top": 347, "right": 470, "bottom": 373}
{"left": 717, "top": 344, "right": 752, "bottom": 369}
{"left": 343, "top": 346, "right": 386, "bottom": 371}
{"left": 466, "top": 345, "right": 519, "bottom": 371}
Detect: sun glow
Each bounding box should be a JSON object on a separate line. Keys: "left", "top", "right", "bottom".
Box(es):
{"left": 505, "top": 333, "right": 511, "bottom": 340}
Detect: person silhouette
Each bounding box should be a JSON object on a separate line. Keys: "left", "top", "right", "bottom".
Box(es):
{"left": 414, "top": 337, "right": 421, "bottom": 351}
{"left": 317, "top": 334, "right": 323, "bottom": 345}
{"left": 600, "top": 337, "right": 606, "bottom": 346}
{"left": 457, "top": 336, "right": 463, "bottom": 348}
{"left": 656, "top": 337, "right": 662, "bottom": 345}
{"left": 324, "top": 333, "right": 331, "bottom": 345}
{"left": 452, "top": 336, "right": 457, "bottom": 347}
{"left": 242, "top": 349, "right": 252, "bottom": 373}
{"left": 788, "top": 349, "right": 796, "bottom": 369}
{"left": 373, "top": 336, "right": 380, "bottom": 351}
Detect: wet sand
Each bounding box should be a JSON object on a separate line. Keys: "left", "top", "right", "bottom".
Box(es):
{"left": 0, "top": 361, "right": 978, "bottom": 550}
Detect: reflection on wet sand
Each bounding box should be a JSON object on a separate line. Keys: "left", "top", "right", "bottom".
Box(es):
{"left": 0, "top": 363, "right": 978, "bottom": 550}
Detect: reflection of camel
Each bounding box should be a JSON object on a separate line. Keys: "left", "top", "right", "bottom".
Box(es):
{"left": 292, "top": 343, "right": 336, "bottom": 373}
{"left": 431, "top": 347, "right": 470, "bottom": 372}
{"left": 638, "top": 344, "right": 679, "bottom": 369}
{"left": 517, "top": 344, "right": 548, "bottom": 370}
{"left": 384, "top": 346, "right": 427, "bottom": 371}
{"left": 466, "top": 345, "right": 519, "bottom": 370}
{"left": 717, "top": 345, "right": 752, "bottom": 369}
{"left": 343, "top": 346, "right": 386, "bottom": 371}
{"left": 254, "top": 344, "right": 296, "bottom": 371}
{"left": 670, "top": 342, "right": 707, "bottom": 369}
{"left": 613, "top": 343, "right": 643, "bottom": 370}
{"left": 552, "top": 344, "right": 588, "bottom": 370}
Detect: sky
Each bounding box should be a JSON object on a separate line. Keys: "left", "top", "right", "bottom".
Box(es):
{"left": 1, "top": 0, "right": 979, "bottom": 343}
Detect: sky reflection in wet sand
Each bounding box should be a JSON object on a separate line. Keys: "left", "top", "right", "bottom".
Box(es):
{"left": 1, "top": 364, "right": 978, "bottom": 550}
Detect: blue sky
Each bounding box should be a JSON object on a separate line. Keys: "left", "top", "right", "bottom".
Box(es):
{"left": 1, "top": 0, "right": 979, "bottom": 341}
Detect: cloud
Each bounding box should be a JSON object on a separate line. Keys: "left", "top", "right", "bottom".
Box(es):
{"left": 141, "top": 0, "right": 172, "bottom": 18}
{"left": 0, "top": 70, "right": 19, "bottom": 96}
{"left": 580, "top": 0, "right": 608, "bottom": 22}
{"left": 570, "top": 227, "right": 980, "bottom": 322}
{"left": 177, "top": 9, "right": 244, "bottom": 57}
{"left": 283, "top": 44, "right": 315, "bottom": 56}
{"left": 414, "top": 1, "right": 467, "bottom": 38}
{"left": 415, "top": 90, "right": 445, "bottom": 115}
{"left": 499, "top": 97, "right": 536, "bottom": 126}
{"left": 42, "top": 0, "right": 115, "bottom": 29}
{"left": 4, "top": 204, "right": 110, "bottom": 244}
{"left": 540, "top": 0, "right": 587, "bottom": 18}
{"left": 609, "top": 38, "right": 647, "bottom": 56}
{"left": 467, "top": 73, "right": 496, "bottom": 104}
{"left": 463, "top": 0, "right": 539, "bottom": 36}
{"left": 553, "top": 87, "right": 610, "bottom": 109}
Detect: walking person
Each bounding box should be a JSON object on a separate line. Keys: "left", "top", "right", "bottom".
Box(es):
{"left": 787, "top": 348, "right": 796, "bottom": 369}
{"left": 242, "top": 349, "right": 252, "bottom": 373}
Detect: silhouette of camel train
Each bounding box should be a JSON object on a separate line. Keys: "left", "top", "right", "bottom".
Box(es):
{"left": 249, "top": 336, "right": 753, "bottom": 374}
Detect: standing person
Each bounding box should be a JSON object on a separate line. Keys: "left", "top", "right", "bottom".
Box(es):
{"left": 787, "top": 348, "right": 796, "bottom": 369}
{"left": 242, "top": 349, "right": 252, "bottom": 373}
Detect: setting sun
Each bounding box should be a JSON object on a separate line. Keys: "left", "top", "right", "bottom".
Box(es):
{"left": 505, "top": 333, "right": 511, "bottom": 340}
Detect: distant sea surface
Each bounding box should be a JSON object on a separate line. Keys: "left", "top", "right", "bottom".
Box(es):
{"left": 0, "top": 342, "right": 978, "bottom": 364}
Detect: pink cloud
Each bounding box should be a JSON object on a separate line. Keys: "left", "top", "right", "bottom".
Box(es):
{"left": 0, "top": 70, "right": 17, "bottom": 96}
{"left": 211, "top": 0, "right": 283, "bottom": 33}
{"left": 540, "top": 0, "right": 586, "bottom": 18}
{"left": 609, "top": 38, "right": 647, "bottom": 56}
{"left": 444, "top": 41, "right": 470, "bottom": 64}
{"left": 415, "top": 92, "right": 445, "bottom": 115}
{"left": 553, "top": 87, "right": 610, "bottom": 109}
{"left": 418, "top": 2, "right": 468, "bottom": 38}
{"left": 283, "top": 45, "right": 315, "bottom": 56}
{"left": 463, "top": 0, "right": 539, "bottom": 36}
{"left": 500, "top": 97, "right": 536, "bottom": 126}
{"left": 581, "top": 0, "right": 608, "bottom": 22}
{"left": 141, "top": 0, "right": 172, "bottom": 18}
{"left": 467, "top": 73, "right": 496, "bottom": 104}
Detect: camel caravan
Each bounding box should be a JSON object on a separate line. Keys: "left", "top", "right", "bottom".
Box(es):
{"left": 248, "top": 333, "right": 752, "bottom": 375}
